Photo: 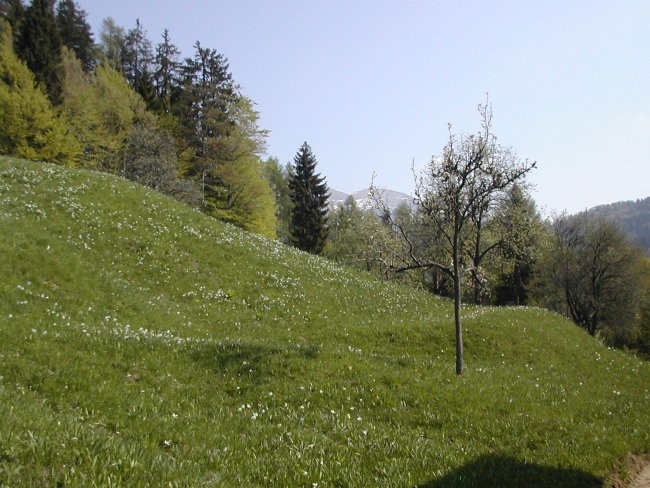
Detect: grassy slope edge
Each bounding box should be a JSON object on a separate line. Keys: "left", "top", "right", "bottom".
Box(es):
{"left": 0, "top": 156, "right": 648, "bottom": 487}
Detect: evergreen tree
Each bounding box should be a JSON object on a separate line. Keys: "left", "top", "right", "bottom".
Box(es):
{"left": 55, "top": 0, "right": 94, "bottom": 71}
{"left": 123, "top": 19, "right": 153, "bottom": 94}
{"left": 153, "top": 29, "right": 180, "bottom": 114}
{"left": 175, "top": 41, "right": 237, "bottom": 205}
{"left": 288, "top": 142, "right": 329, "bottom": 254}
{"left": 15, "top": 0, "right": 63, "bottom": 104}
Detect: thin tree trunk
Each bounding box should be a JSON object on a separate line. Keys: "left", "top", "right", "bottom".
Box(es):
{"left": 453, "top": 232, "right": 463, "bottom": 375}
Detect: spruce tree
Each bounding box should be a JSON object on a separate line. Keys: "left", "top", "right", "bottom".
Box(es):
{"left": 153, "top": 29, "right": 180, "bottom": 113}
{"left": 55, "top": 0, "right": 95, "bottom": 72}
{"left": 288, "top": 142, "right": 329, "bottom": 254}
{"left": 15, "top": 0, "right": 63, "bottom": 104}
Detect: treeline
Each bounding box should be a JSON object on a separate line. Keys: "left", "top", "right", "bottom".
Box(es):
{"left": 1, "top": 0, "right": 279, "bottom": 236}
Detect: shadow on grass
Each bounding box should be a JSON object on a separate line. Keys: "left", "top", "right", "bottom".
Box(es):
{"left": 190, "top": 340, "right": 319, "bottom": 384}
{"left": 417, "top": 454, "right": 601, "bottom": 488}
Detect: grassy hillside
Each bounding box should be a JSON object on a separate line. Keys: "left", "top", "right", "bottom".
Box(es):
{"left": 1, "top": 157, "right": 648, "bottom": 487}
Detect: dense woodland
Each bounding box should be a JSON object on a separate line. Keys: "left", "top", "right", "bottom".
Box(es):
{"left": 1, "top": 0, "right": 648, "bottom": 359}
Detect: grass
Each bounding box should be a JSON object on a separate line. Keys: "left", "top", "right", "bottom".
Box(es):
{"left": 0, "top": 156, "right": 649, "bottom": 487}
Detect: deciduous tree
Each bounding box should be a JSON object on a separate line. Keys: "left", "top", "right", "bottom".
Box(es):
{"left": 0, "top": 22, "right": 79, "bottom": 164}
{"left": 538, "top": 214, "right": 643, "bottom": 340}
{"left": 376, "top": 101, "right": 535, "bottom": 374}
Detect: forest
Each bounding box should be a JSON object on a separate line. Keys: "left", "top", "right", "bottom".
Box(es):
{"left": 1, "top": 0, "right": 648, "bottom": 360}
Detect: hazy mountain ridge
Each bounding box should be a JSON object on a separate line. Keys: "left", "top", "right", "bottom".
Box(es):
{"left": 583, "top": 197, "right": 650, "bottom": 252}
{"left": 330, "top": 187, "right": 413, "bottom": 211}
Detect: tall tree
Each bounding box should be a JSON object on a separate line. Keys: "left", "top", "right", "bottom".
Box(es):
{"left": 123, "top": 18, "right": 155, "bottom": 105}
{"left": 98, "top": 17, "right": 124, "bottom": 72}
{"left": 174, "top": 41, "right": 236, "bottom": 205}
{"left": 153, "top": 28, "right": 180, "bottom": 114}
{"left": 15, "top": 0, "right": 63, "bottom": 104}
{"left": 55, "top": 0, "right": 94, "bottom": 71}
{"left": 203, "top": 96, "right": 277, "bottom": 238}
{"left": 288, "top": 142, "right": 330, "bottom": 254}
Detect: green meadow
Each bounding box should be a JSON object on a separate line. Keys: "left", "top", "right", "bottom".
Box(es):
{"left": 0, "top": 157, "right": 648, "bottom": 487}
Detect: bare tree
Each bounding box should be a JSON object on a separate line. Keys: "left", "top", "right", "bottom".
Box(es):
{"left": 373, "top": 100, "right": 535, "bottom": 374}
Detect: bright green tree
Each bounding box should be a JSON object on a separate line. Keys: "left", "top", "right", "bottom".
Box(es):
{"left": 60, "top": 48, "right": 146, "bottom": 170}
{"left": 0, "top": 22, "right": 79, "bottom": 164}
{"left": 204, "top": 96, "right": 277, "bottom": 238}
{"left": 288, "top": 142, "right": 329, "bottom": 254}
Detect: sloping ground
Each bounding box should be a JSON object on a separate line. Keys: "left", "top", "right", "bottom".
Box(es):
{"left": 0, "top": 157, "right": 648, "bottom": 487}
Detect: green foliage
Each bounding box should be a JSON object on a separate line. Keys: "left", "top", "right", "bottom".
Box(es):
{"left": 289, "top": 142, "right": 329, "bottom": 254}
{"left": 326, "top": 196, "right": 402, "bottom": 278}
{"left": 0, "top": 23, "right": 79, "bottom": 164}
{"left": 98, "top": 17, "right": 125, "bottom": 72}
{"left": 264, "top": 156, "right": 293, "bottom": 243}
{"left": 15, "top": 0, "right": 63, "bottom": 104}
{"left": 0, "top": 0, "right": 24, "bottom": 46}
{"left": 60, "top": 50, "right": 146, "bottom": 171}
{"left": 55, "top": 0, "right": 95, "bottom": 72}
{"left": 0, "top": 158, "right": 649, "bottom": 486}
{"left": 194, "top": 96, "right": 277, "bottom": 238}
{"left": 493, "top": 184, "right": 548, "bottom": 305}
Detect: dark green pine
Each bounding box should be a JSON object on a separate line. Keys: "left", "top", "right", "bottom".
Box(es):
{"left": 288, "top": 142, "right": 330, "bottom": 254}
{"left": 56, "top": 0, "right": 95, "bottom": 72}
{"left": 16, "top": 0, "right": 64, "bottom": 104}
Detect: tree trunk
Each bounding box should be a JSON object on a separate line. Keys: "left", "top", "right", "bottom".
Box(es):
{"left": 453, "top": 231, "right": 463, "bottom": 375}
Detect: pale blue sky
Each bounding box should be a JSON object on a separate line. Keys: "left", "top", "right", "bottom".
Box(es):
{"left": 80, "top": 0, "right": 650, "bottom": 214}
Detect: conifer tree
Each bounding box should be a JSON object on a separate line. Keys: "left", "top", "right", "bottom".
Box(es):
{"left": 288, "top": 142, "right": 329, "bottom": 254}
{"left": 15, "top": 0, "right": 63, "bottom": 104}
{"left": 175, "top": 41, "right": 237, "bottom": 205}
{"left": 153, "top": 29, "right": 180, "bottom": 113}
{"left": 123, "top": 19, "right": 153, "bottom": 94}
{"left": 55, "top": 0, "right": 94, "bottom": 71}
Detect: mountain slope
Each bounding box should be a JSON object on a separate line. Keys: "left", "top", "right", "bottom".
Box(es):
{"left": 1, "top": 157, "right": 649, "bottom": 487}
{"left": 585, "top": 197, "right": 650, "bottom": 252}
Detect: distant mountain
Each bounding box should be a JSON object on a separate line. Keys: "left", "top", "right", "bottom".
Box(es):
{"left": 330, "top": 188, "right": 413, "bottom": 212}
{"left": 584, "top": 197, "right": 650, "bottom": 253}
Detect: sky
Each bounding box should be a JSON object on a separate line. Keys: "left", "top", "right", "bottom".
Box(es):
{"left": 79, "top": 0, "right": 650, "bottom": 215}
